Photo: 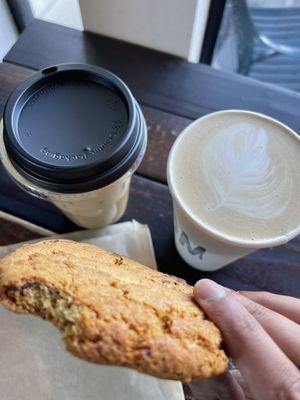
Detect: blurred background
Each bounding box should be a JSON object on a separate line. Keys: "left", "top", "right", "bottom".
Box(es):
{"left": 1, "top": 0, "right": 300, "bottom": 91}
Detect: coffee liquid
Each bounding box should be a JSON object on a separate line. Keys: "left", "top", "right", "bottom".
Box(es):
{"left": 171, "top": 112, "right": 300, "bottom": 243}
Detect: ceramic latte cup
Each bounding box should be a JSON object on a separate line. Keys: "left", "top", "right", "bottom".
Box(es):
{"left": 0, "top": 64, "right": 147, "bottom": 229}
{"left": 167, "top": 110, "right": 300, "bottom": 271}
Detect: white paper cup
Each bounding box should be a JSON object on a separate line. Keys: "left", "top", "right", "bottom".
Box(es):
{"left": 0, "top": 120, "right": 145, "bottom": 229}
{"left": 172, "top": 200, "right": 255, "bottom": 271}
{"left": 0, "top": 64, "right": 147, "bottom": 229}
{"left": 167, "top": 110, "right": 300, "bottom": 271}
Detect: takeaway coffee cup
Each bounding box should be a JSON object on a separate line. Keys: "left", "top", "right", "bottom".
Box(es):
{"left": 167, "top": 110, "right": 300, "bottom": 271}
{"left": 0, "top": 64, "right": 147, "bottom": 229}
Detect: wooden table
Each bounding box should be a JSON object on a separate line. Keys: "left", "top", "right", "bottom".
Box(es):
{"left": 1, "top": 19, "right": 300, "bottom": 297}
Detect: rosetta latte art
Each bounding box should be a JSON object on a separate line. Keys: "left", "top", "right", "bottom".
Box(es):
{"left": 203, "top": 123, "right": 291, "bottom": 219}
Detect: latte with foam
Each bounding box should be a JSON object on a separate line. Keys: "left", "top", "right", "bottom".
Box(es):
{"left": 168, "top": 111, "right": 300, "bottom": 244}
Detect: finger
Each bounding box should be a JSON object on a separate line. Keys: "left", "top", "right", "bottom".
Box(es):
{"left": 194, "top": 279, "right": 300, "bottom": 400}
{"left": 230, "top": 370, "right": 254, "bottom": 400}
{"left": 189, "top": 372, "right": 246, "bottom": 400}
{"left": 237, "top": 293, "right": 300, "bottom": 367}
{"left": 221, "top": 372, "right": 247, "bottom": 400}
{"left": 241, "top": 291, "right": 300, "bottom": 324}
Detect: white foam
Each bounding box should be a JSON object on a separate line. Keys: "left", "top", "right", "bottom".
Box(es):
{"left": 202, "top": 122, "right": 291, "bottom": 219}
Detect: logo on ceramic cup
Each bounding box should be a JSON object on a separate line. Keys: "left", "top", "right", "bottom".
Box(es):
{"left": 174, "top": 216, "right": 206, "bottom": 259}
{"left": 179, "top": 231, "right": 206, "bottom": 259}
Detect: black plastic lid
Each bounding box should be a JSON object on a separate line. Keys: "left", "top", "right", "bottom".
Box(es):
{"left": 3, "top": 64, "right": 146, "bottom": 193}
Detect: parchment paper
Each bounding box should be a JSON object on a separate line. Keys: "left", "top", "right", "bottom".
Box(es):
{"left": 0, "top": 220, "right": 184, "bottom": 400}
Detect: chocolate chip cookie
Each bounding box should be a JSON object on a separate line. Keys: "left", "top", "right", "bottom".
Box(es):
{"left": 0, "top": 239, "right": 228, "bottom": 382}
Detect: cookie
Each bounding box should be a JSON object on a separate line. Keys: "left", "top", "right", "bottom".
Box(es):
{"left": 0, "top": 239, "right": 228, "bottom": 382}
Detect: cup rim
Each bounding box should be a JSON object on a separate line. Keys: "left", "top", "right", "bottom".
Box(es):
{"left": 167, "top": 109, "right": 300, "bottom": 249}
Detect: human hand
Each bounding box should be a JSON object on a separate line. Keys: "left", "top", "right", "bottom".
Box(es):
{"left": 192, "top": 279, "right": 300, "bottom": 400}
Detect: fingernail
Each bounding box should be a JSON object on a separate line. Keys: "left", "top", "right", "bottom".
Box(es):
{"left": 194, "top": 279, "right": 227, "bottom": 303}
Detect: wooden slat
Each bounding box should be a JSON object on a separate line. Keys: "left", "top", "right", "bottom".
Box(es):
{"left": 0, "top": 63, "right": 33, "bottom": 112}
{"left": 140, "top": 105, "right": 191, "bottom": 182}
{"left": 4, "top": 20, "right": 300, "bottom": 131}
{"left": 0, "top": 215, "right": 46, "bottom": 246}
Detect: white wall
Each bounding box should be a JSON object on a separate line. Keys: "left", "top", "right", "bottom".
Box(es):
{"left": 79, "top": 0, "right": 210, "bottom": 62}
{"left": 29, "top": 0, "right": 83, "bottom": 30}
{"left": 0, "top": 0, "right": 18, "bottom": 61}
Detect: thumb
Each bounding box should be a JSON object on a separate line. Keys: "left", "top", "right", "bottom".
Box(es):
{"left": 193, "top": 279, "right": 300, "bottom": 400}
{"left": 194, "top": 279, "right": 255, "bottom": 361}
